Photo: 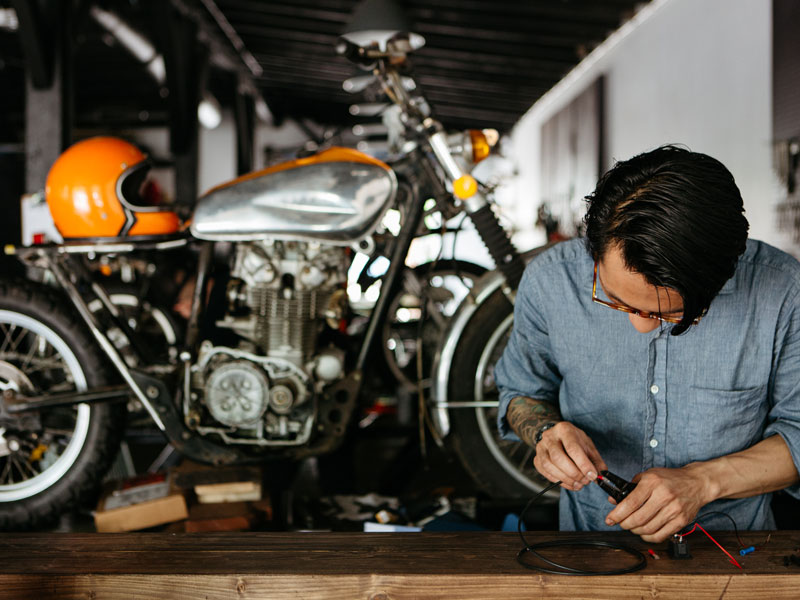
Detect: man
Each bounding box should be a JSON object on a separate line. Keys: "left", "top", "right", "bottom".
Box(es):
{"left": 495, "top": 145, "right": 800, "bottom": 543}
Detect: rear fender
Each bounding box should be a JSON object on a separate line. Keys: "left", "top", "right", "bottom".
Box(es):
{"left": 430, "top": 244, "right": 552, "bottom": 436}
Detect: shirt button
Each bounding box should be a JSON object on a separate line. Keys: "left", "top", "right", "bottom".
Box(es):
{"left": 650, "top": 385, "right": 659, "bottom": 394}
{"left": 649, "top": 439, "right": 659, "bottom": 448}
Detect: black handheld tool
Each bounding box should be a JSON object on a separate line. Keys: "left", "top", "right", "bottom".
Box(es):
{"left": 596, "top": 470, "right": 637, "bottom": 503}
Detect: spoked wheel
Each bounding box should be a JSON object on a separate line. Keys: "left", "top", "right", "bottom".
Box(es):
{"left": 382, "top": 260, "right": 486, "bottom": 391}
{"left": 0, "top": 282, "right": 124, "bottom": 530}
{"left": 87, "top": 286, "right": 182, "bottom": 367}
{"left": 447, "top": 289, "right": 558, "bottom": 501}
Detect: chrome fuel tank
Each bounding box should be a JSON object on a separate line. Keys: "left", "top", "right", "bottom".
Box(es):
{"left": 190, "top": 148, "right": 397, "bottom": 244}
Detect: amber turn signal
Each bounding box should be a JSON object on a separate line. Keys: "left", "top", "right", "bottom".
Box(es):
{"left": 467, "top": 129, "right": 498, "bottom": 163}
{"left": 468, "top": 131, "right": 490, "bottom": 163}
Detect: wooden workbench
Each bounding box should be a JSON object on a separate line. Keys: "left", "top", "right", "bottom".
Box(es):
{"left": 1, "top": 530, "right": 799, "bottom": 599}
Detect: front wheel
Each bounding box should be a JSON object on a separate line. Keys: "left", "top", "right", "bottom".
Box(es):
{"left": 447, "top": 289, "right": 557, "bottom": 500}
{"left": 0, "top": 281, "right": 125, "bottom": 530}
{"left": 382, "top": 260, "right": 486, "bottom": 391}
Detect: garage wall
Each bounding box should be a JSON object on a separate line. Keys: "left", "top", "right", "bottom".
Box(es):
{"left": 509, "top": 0, "right": 792, "bottom": 253}
{"left": 126, "top": 113, "right": 314, "bottom": 204}
{"left": 198, "top": 112, "right": 313, "bottom": 195}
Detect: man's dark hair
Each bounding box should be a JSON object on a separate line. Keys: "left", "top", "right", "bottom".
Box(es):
{"left": 584, "top": 144, "right": 749, "bottom": 335}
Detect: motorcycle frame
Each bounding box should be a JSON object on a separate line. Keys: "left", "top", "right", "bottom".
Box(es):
{"left": 7, "top": 53, "right": 530, "bottom": 458}
{"left": 6, "top": 172, "right": 431, "bottom": 464}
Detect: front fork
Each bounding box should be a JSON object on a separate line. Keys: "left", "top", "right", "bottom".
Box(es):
{"left": 424, "top": 126, "right": 524, "bottom": 291}
{"left": 422, "top": 126, "right": 525, "bottom": 437}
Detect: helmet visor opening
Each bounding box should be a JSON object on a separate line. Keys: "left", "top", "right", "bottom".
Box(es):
{"left": 118, "top": 161, "right": 168, "bottom": 212}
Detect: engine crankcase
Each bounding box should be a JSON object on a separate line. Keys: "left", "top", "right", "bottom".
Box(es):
{"left": 205, "top": 360, "right": 270, "bottom": 427}
{"left": 193, "top": 344, "right": 314, "bottom": 446}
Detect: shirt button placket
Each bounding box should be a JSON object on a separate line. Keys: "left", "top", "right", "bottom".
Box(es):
{"left": 650, "top": 335, "right": 668, "bottom": 468}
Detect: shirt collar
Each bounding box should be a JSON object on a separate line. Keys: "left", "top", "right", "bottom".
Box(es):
{"left": 716, "top": 272, "right": 738, "bottom": 296}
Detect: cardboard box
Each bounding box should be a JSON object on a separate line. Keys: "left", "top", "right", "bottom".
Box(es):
{"left": 94, "top": 473, "right": 188, "bottom": 533}
{"left": 171, "top": 462, "right": 262, "bottom": 490}
{"left": 184, "top": 501, "right": 257, "bottom": 532}
{"left": 170, "top": 461, "right": 263, "bottom": 504}
{"left": 174, "top": 498, "right": 273, "bottom": 532}
{"left": 195, "top": 480, "right": 262, "bottom": 504}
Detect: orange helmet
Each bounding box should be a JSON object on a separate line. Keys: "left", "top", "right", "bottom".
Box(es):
{"left": 45, "top": 136, "right": 180, "bottom": 238}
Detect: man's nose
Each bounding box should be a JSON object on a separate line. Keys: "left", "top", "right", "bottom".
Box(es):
{"left": 628, "top": 313, "right": 661, "bottom": 333}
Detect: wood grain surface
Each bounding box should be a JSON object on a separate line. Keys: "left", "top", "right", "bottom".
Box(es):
{"left": 2, "top": 531, "right": 800, "bottom": 599}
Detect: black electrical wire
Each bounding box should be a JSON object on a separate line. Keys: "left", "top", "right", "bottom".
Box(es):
{"left": 683, "top": 511, "right": 744, "bottom": 546}
{"left": 516, "top": 480, "right": 647, "bottom": 575}
{"left": 681, "top": 510, "right": 771, "bottom": 552}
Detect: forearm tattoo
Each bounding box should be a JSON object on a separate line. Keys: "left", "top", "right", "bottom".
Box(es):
{"left": 506, "top": 396, "right": 561, "bottom": 448}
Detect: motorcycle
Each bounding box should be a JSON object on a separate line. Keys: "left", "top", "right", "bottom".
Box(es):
{"left": 0, "top": 28, "right": 553, "bottom": 529}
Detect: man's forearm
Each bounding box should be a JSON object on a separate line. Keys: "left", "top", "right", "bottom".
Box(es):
{"left": 686, "top": 434, "right": 800, "bottom": 504}
{"left": 506, "top": 396, "right": 562, "bottom": 447}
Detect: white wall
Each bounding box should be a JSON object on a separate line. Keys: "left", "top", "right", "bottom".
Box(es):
{"left": 198, "top": 111, "right": 237, "bottom": 194}
{"left": 197, "top": 111, "right": 312, "bottom": 194}
{"left": 510, "top": 0, "right": 792, "bottom": 252}
{"left": 128, "top": 112, "right": 316, "bottom": 199}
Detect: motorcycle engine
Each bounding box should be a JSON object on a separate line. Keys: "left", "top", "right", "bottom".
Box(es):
{"left": 187, "top": 240, "right": 349, "bottom": 446}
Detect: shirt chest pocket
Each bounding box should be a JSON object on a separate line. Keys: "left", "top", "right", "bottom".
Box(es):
{"left": 680, "top": 385, "right": 768, "bottom": 463}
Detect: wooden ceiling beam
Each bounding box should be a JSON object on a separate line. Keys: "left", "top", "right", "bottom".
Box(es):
{"left": 234, "top": 23, "right": 340, "bottom": 45}
{"left": 417, "top": 34, "right": 579, "bottom": 61}
{"left": 406, "top": 8, "right": 620, "bottom": 35}
{"left": 411, "top": 22, "right": 602, "bottom": 49}
{"left": 218, "top": 0, "right": 357, "bottom": 14}
{"left": 214, "top": 11, "right": 347, "bottom": 34}
{"left": 405, "top": 0, "right": 636, "bottom": 24}
{"left": 216, "top": 1, "right": 350, "bottom": 24}
{"left": 412, "top": 57, "right": 569, "bottom": 79}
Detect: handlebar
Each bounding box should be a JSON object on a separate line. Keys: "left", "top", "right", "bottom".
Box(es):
{"left": 336, "top": 30, "right": 524, "bottom": 288}
{"left": 337, "top": 32, "right": 491, "bottom": 210}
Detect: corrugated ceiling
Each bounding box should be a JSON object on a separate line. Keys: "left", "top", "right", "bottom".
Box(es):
{"left": 0, "top": 0, "right": 650, "bottom": 140}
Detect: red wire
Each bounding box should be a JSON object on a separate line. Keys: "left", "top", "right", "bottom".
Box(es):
{"left": 681, "top": 524, "right": 698, "bottom": 536}
{"left": 680, "top": 523, "right": 743, "bottom": 569}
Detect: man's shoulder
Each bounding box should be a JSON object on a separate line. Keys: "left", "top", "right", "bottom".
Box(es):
{"left": 742, "top": 239, "right": 800, "bottom": 279}
{"left": 519, "top": 238, "right": 589, "bottom": 295}
{"left": 736, "top": 240, "right": 800, "bottom": 300}
{"left": 528, "top": 238, "right": 588, "bottom": 269}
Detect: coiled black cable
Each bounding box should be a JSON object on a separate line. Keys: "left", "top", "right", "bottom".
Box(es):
{"left": 516, "top": 481, "right": 647, "bottom": 575}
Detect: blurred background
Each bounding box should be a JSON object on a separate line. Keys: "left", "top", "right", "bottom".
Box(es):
{"left": 3, "top": 0, "right": 796, "bottom": 260}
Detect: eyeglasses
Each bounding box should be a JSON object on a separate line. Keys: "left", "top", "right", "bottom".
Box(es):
{"left": 592, "top": 262, "right": 704, "bottom": 325}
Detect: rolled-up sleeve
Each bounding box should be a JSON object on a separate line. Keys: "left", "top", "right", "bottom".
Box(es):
{"left": 495, "top": 260, "right": 562, "bottom": 441}
{"left": 764, "top": 286, "right": 800, "bottom": 498}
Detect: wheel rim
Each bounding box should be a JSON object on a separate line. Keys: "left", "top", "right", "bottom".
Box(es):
{"left": 0, "top": 311, "right": 90, "bottom": 501}
{"left": 107, "top": 294, "right": 177, "bottom": 346}
{"left": 87, "top": 293, "right": 178, "bottom": 365}
{"left": 472, "top": 313, "right": 558, "bottom": 498}
{"left": 383, "top": 267, "right": 481, "bottom": 390}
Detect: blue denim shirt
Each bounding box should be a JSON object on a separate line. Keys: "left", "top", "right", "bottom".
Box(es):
{"left": 495, "top": 238, "right": 800, "bottom": 532}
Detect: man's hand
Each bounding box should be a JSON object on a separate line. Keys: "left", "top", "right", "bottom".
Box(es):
{"left": 605, "top": 465, "right": 711, "bottom": 543}
{"left": 533, "top": 421, "right": 608, "bottom": 491}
